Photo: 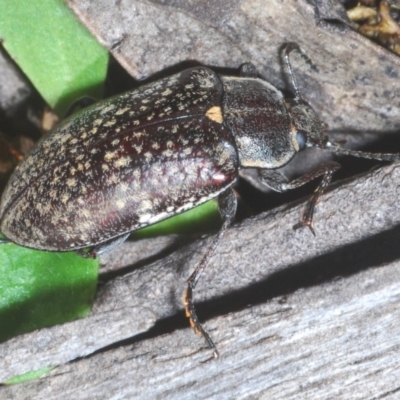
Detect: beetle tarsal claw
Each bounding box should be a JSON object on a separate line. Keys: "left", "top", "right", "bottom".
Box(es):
{"left": 293, "top": 219, "right": 316, "bottom": 236}
{"left": 304, "top": 221, "right": 316, "bottom": 237}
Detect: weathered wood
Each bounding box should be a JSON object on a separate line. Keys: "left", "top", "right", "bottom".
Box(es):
{"left": 4, "top": 259, "right": 400, "bottom": 399}
{"left": 67, "top": 0, "right": 400, "bottom": 132}
{"left": 2, "top": 0, "right": 400, "bottom": 398}
{"left": 1, "top": 164, "right": 400, "bottom": 398}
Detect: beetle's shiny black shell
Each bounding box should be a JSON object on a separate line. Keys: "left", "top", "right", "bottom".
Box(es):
{"left": 0, "top": 67, "right": 238, "bottom": 251}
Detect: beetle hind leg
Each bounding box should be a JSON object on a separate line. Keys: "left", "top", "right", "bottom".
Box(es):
{"left": 184, "top": 189, "right": 237, "bottom": 358}
{"left": 76, "top": 232, "right": 131, "bottom": 258}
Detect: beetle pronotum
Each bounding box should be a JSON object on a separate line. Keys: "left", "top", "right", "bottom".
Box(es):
{"left": 0, "top": 43, "right": 399, "bottom": 357}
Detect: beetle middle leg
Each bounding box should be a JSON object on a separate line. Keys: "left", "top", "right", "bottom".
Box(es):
{"left": 184, "top": 189, "right": 237, "bottom": 358}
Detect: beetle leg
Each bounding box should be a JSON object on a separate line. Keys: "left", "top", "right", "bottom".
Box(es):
{"left": 239, "top": 62, "right": 258, "bottom": 78}
{"left": 239, "top": 169, "right": 290, "bottom": 193}
{"left": 184, "top": 189, "right": 237, "bottom": 358}
{"left": 255, "top": 161, "right": 341, "bottom": 234}
{"left": 76, "top": 232, "right": 131, "bottom": 258}
{"left": 291, "top": 164, "right": 340, "bottom": 235}
{"left": 280, "top": 42, "right": 318, "bottom": 101}
{"left": 64, "top": 96, "right": 97, "bottom": 118}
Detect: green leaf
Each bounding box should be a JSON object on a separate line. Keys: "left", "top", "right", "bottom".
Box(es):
{"left": 0, "top": 243, "right": 98, "bottom": 343}
{"left": 132, "top": 200, "right": 221, "bottom": 239}
{"left": 0, "top": 0, "right": 106, "bottom": 345}
{"left": 4, "top": 366, "right": 55, "bottom": 385}
{"left": 0, "top": 0, "right": 109, "bottom": 116}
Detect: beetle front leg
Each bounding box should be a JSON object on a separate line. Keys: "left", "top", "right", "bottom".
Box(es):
{"left": 254, "top": 161, "right": 341, "bottom": 234}
{"left": 184, "top": 189, "right": 237, "bottom": 359}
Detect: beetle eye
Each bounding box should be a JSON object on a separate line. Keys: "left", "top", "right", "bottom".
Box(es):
{"left": 296, "top": 130, "right": 307, "bottom": 150}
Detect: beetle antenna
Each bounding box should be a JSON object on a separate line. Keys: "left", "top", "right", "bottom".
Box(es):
{"left": 326, "top": 141, "right": 400, "bottom": 161}
{"left": 281, "top": 43, "right": 318, "bottom": 100}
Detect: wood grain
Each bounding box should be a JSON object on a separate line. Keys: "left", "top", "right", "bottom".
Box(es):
{"left": 2, "top": 164, "right": 400, "bottom": 398}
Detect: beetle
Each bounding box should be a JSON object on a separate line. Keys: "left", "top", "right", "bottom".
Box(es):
{"left": 0, "top": 43, "right": 399, "bottom": 358}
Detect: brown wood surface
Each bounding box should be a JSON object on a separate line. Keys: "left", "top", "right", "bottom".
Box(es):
{"left": 2, "top": 164, "right": 400, "bottom": 398}
{"left": 1, "top": 0, "right": 400, "bottom": 398}
{"left": 67, "top": 0, "right": 400, "bottom": 132}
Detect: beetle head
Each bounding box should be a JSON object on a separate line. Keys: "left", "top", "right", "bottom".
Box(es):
{"left": 288, "top": 98, "right": 400, "bottom": 164}
{"left": 287, "top": 98, "right": 329, "bottom": 151}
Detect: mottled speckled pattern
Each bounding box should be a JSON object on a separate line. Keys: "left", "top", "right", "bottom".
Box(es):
{"left": 0, "top": 53, "right": 323, "bottom": 255}
{"left": 0, "top": 67, "right": 238, "bottom": 250}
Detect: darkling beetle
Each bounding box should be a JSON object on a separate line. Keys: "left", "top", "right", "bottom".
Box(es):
{"left": 0, "top": 43, "right": 399, "bottom": 358}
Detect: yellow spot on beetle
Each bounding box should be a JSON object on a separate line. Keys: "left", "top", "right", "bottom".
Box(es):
{"left": 163, "top": 149, "right": 173, "bottom": 157}
{"left": 61, "top": 194, "right": 70, "bottom": 204}
{"left": 105, "top": 151, "right": 118, "bottom": 161}
{"left": 115, "top": 157, "right": 130, "bottom": 168}
{"left": 116, "top": 199, "right": 126, "bottom": 209}
{"left": 140, "top": 199, "right": 153, "bottom": 211}
{"left": 104, "top": 119, "right": 117, "bottom": 127}
{"left": 66, "top": 178, "right": 77, "bottom": 187}
{"left": 133, "top": 144, "right": 143, "bottom": 153}
{"left": 115, "top": 107, "right": 130, "bottom": 115}
{"left": 205, "top": 106, "right": 223, "bottom": 123}
{"left": 110, "top": 174, "right": 119, "bottom": 184}
{"left": 100, "top": 105, "right": 116, "bottom": 114}
{"left": 144, "top": 152, "right": 153, "bottom": 160}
